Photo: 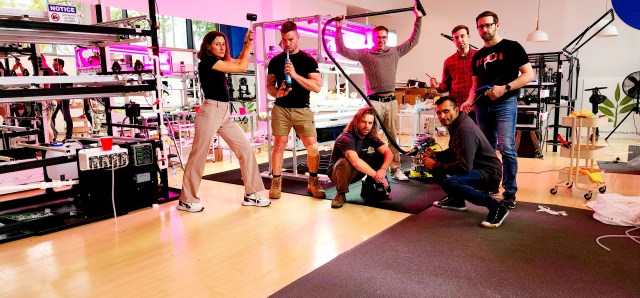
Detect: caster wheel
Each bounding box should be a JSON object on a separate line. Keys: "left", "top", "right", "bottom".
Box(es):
{"left": 599, "top": 186, "right": 607, "bottom": 193}
{"left": 584, "top": 192, "right": 593, "bottom": 200}
{"left": 550, "top": 187, "right": 558, "bottom": 194}
{"left": 566, "top": 183, "right": 573, "bottom": 188}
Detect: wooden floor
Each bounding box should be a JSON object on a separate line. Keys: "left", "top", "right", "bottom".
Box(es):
{"left": 1, "top": 138, "right": 639, "bottom": 297}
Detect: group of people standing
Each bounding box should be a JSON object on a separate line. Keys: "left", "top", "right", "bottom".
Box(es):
{"left": 177, "top": 8, "right": 533, "bottom": 229}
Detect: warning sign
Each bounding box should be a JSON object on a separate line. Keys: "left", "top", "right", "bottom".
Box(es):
{"left": 48, "top": 4, "right": 80, "bottom": 24}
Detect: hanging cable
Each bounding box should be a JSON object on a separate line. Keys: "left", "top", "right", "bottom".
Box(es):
{"left": 321, "top": 17, "right": 408, "bottom": 154}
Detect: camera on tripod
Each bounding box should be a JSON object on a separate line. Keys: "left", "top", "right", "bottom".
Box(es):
{"left": 585, "top": 86, "right": 607, "bottom": 114}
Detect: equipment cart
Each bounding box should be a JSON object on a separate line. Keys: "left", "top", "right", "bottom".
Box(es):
{"left": 550, "top": 115, "right": 608, "bottom": 200}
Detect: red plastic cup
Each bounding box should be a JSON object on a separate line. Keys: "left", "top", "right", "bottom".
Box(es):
{"left": 194, "top": 105, "right": 201, "bottom": 113}
{"left": 100, "top": 136, "right": 113, "bottom": 151}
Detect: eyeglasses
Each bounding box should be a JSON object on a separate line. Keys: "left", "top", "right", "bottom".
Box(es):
{"left": 477, "top": 23, "right": 495, "bottom": 30}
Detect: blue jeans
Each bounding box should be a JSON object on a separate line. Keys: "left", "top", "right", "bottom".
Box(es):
{"left": 475, "top": 96, "right": 518, "bottom": 194}
{"left": 440, "top": 170, "right": 498, "bottom": 209}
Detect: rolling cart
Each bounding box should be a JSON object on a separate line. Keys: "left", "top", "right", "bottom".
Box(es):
{"left": 550, "top": 115, "right": 608, "bottom": 200}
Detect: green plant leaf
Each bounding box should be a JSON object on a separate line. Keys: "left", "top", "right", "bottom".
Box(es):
{"left": 599, "top": 106, "right": 614, "bottom": 117}
{"left": 602, "top": 98, "right": 615, "bottom": 108}
{"left": 615, "top": 84, "right": 620, "bottom": 102}
{"left": 619, "top": 103, "right": 636, "bottom": 114}
{"left": 620, "top": 95, "right": 633, "bottom": 106}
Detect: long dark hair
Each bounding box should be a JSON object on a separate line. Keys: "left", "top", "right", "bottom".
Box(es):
{"left": 197, "top": 31, "right": 231, "bottom": 61}
{"left": 345, "top": 107, "right": 380, "bottom": 139}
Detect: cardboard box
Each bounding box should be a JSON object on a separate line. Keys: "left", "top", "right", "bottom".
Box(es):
{"left": 395, "top": 93, "right": 404, "bottom": 104}
{"left": 404, "top": 87, "right": 428, "bottom": 98}
{"left": 404, "top": 94, "right": 418, "bottom": 105}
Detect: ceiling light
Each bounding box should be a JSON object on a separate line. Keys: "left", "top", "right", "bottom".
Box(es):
{"left": 527, "top": 0, "right": 549, "bottom": 42}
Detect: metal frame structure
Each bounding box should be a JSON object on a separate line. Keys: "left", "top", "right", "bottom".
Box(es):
{"left": 252, "top": 15, "right": 370, "bottom": 183}
{"left": 524, "top": 52, "right": 580, "bottom": 152}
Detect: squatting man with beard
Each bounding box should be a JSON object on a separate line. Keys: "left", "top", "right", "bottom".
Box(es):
{"left": 424, "top": 96, "right": 508, "bottom": 228}
{"left": 326, "top": 107, "right": 394, "bottom": 209}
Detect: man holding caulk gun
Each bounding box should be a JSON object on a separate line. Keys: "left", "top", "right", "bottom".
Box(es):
{"left": 266, "top": 20, "right": 325, "bottom": 200}
{"left": 461, "top": 11, "right": 534, "bottom": 209}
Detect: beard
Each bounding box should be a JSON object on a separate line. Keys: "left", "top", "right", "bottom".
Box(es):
{"left": 357, "top": 128, "right": 370, "bottom": 138}
{"left": 482, "top": 32, "right": 494, "bottom": 41}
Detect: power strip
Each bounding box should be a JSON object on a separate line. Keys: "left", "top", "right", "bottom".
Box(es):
{"left": 78, "top": 145, "right": 129, "bottom": 171}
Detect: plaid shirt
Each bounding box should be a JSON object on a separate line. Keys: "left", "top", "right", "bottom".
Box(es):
{"left": 436, "top": 48, "right": 478, "bottom": 107}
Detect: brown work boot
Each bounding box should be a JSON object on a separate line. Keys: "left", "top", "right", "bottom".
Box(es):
{"left": 269, "top": 176, "right": 282, "bottom": 199}
{"left": 331, "top": 193, "right": 346, "bottom": 209}
{"left": 307, "top": 176, "right": 326, "bottom": 198}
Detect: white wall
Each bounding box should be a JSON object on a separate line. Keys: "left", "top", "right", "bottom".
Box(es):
{"left": 371, "top": 0, "right": 639, "bottom": 138}
{"left": 76, "top": 0, "right": 264, "bottom": 26}
{"left": 75, "top": 0, "right": 640, "bottom": 138}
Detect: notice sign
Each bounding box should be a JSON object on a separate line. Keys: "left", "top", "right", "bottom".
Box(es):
{"left": 48, "top": 4, "right": 80, "bottom": 24}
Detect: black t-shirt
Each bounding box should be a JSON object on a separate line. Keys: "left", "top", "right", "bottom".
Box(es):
{"left": 267, "top": 51, "right": 319, "bottom": 108}
{"left": 329, "top": 130, "right": 385, "bottom": 166}
{"left": 472, "top": 39, "right": 529, "bottom": 106}
{"left": 198, "top": 55, "right": 230, "bottom": 102}
{"left": 50, "top": 72, "right": 72, "bottom": 89}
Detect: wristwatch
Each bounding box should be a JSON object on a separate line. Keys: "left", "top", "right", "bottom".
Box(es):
{"left": 505, "top": 84, "right": 512, "bottom": 91}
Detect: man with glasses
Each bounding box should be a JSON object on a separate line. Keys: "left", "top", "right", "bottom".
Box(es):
{"left": 335, "top": 5, "right": 424, "bottom": 182}
{"left": 424, "top": 96, "right": 507, "bottom": 228}
{"left": 461, "top": 11, "right": 534, "bottom": 209}
{"left": 430, "top": 25, "right": 478, "bottom": 122}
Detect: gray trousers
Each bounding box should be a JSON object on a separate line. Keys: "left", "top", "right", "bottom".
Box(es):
{"left": 181, "top": 100, "right": 265, "bottom": 202}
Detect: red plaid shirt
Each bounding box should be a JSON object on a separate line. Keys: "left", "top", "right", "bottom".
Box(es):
{"left": 435, "top": 48, "right": 478, "bottom": 107}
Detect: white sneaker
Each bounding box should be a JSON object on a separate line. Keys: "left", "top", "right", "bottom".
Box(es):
{"left": 392, "top": 168, "right": 409, "bottom": 181}
{"left": 177, "top": 200, "right": 204, "bottom": 212}
{"left": 243, "top": 193, "right": 271, "bottom": 207}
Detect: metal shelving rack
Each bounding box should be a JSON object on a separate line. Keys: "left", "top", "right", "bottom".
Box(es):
{"left": 0, "top": 0, "right": 177, "bottom": 243}
{"left": 522, "top": 52, "right": 578, "bottom": 152}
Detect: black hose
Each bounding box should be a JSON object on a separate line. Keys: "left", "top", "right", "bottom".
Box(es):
{"left": 321, "top": 17, "right": 408, "bottom": 155}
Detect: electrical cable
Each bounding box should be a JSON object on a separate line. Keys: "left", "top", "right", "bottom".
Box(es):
{"left": 162, "top": 115, "right": 186, "bottom": 169}
{"left": 518, "top": 167, "right": 569, "bottom": 174}
{"left": 111, "top": 163, "right": 118, "bottom": 225}
{"left": 596, "top": 226, "right": 640, "bottom": 252}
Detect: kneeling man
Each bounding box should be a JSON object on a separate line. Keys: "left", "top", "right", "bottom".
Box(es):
{"left": 423, "top": 96, "right": 508, "bottom": 228}
{"left": 327, "top": 107, "right": 394, "bottom": 209}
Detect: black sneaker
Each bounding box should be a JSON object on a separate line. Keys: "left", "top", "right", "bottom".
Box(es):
{"left": 502, "top": 192, "right": 516, "bottom": 209}
{"left": 480, "top": 202, "right": 509, "bottom": 228}
{"left": 433, "top": 196, "right": 467, "bottom": 211}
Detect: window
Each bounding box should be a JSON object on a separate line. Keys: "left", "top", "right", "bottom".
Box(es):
{"left": 191, "top": 20, "right": 219, "bottom": 50}
{"left": 157, "top": 15, "right": 188, "bottom": 48}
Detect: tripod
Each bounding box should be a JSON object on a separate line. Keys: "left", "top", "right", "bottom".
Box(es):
{"left": 605, "top": 91, "right": 640, "bottom": 140}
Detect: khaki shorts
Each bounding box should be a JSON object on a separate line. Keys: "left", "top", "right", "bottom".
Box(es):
{"left": 271, "top": 105, "right": 317, "bottom": 137}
